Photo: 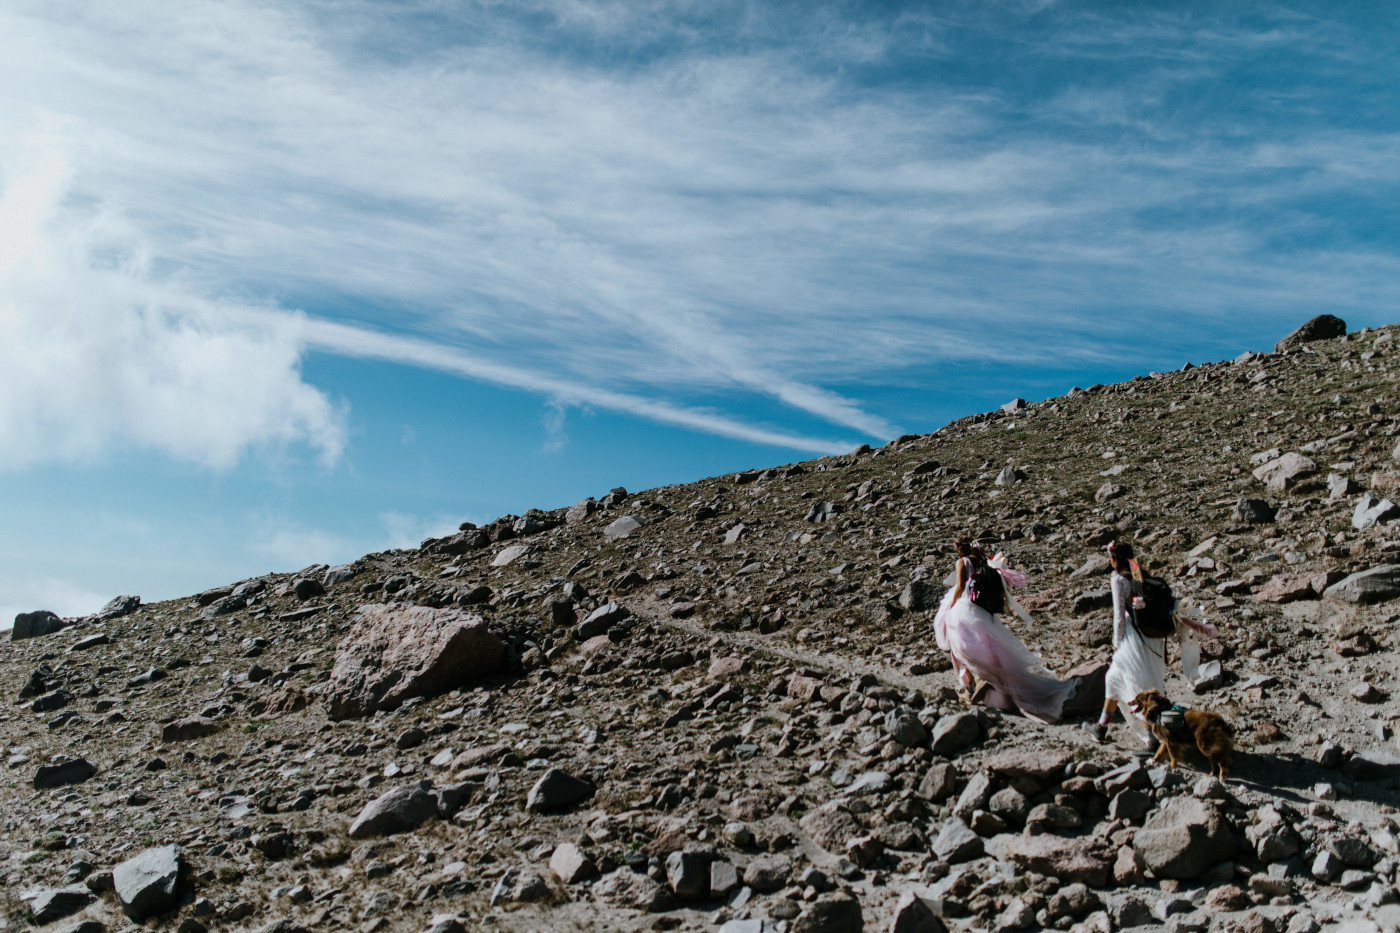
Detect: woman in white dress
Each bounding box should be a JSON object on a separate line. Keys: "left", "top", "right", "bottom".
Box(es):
{"left": 933, "top": 539, "right": 1077, "bottom": 724}
{"left": 1085, "top": 541, "right": 1217, "bottom": 749}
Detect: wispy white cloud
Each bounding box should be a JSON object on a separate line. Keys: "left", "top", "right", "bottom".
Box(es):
{"left": 0, "top": 0, "right": 1397, "bottom": 473}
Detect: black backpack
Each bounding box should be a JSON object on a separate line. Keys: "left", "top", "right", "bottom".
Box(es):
{"left": 1131, "top": 576, "right": 1176, "bottom": 638}
{"left": 968, "top": 558, "right": 1005, "bottom": 615}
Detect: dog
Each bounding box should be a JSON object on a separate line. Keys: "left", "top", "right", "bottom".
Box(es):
{"left": 1130, "top": 690, "right": 1235, "bottom": 780}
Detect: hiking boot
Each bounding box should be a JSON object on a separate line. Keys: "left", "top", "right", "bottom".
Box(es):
{"left": 1083, "top": 722, "right": 1107, "bottom": 744}
{"left": 1132, "top": 736, "right": 1160, "bottom": 758}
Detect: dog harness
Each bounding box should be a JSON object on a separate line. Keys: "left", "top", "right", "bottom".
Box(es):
{"left": 1146, "top": 703, "right": 1186, "bottom": 730}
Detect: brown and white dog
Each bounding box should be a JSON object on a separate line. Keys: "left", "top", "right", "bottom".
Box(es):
{"left": 1130, "top": 690, "right": 1235, "bottom": 780}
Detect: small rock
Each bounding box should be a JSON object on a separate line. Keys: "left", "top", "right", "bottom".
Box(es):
{"left": 889, "top": 890, "right": 945, "bottom": 933}
{"left": 929, "top": 712, "right": 980, "bottom": 756}
{"left": 526, "top": 768, "right": 593, "bottom": 812}
{"left": 593, "top": 868, "right": 675, "bottom": 912}
{"left": 29, "top": 886, "right": 96, "bottom": 924}
{"left": 932, "top": 817, "right": 983, "bottom": 863}
{"left": 34, "top": 756, "right": 96, "bottom": 789}
{"left": 742, "top": 855, "right": 792, "bottom": 893}
{"left": 161, "top": 716, "right": 219, "bottom": 742}
{"left": 347, "top": 781, "right": 440, "bottom": 838}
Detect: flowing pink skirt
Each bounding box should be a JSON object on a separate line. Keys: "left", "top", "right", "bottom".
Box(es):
{"left": 934, "top": 588, "right": 1076, "bottom": 724}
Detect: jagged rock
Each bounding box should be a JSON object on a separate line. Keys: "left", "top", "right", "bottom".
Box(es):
{"left": 1004, "top": 835, "right": 1110, "bottom": 887}
{"left": 885, "top": 706, "right": 928, "bottom": 747}
{"left": 34, "top": 756, "right": 96, "bottom": 789}
{"left": 1132, "top": 797, "right": 1237, "bottom": 879}
{"left": 97, "top": 595, "right": 141, "bottom": 620}
{"left": 1094, "top": 482, "right": 1124, "bottom": 502}
{"left": 1232, "top": 498, "right": 1276, "bottom": 525}
{"left": 604, "top": 515, "right": 643, "bottom": 540}
{"left": 347, "top": 781, "right": 440, "bottom": 838}
{"left": 527, "top": 768, "right": 593, "bottom": 812}
{"left": 889, "top": 891, "right": 945, "bottom": 933}
{"left": 1275, "top": 314, "right": 1346, "bottom": 352}
{"left": 12, "top": 609, "right": 63, "bottom": 640}
{"left": 593, "top": 869, "right": 675, "bottom": 912}
{"left": 161, "top": 716, "right": 220, "bottom": 742}
{"left": 665, "top": 850, "right": 709, "bottom": 899}
{"left": 932, "top": 817, "right": 982, "bottom": 863}
{"left": 489, "top": 868, "right": 553, "bottom": 905}
{"left": 804, "top": 502, "right": 841, "bottom": 522}
{"left": 995, "top": 466, "right": 1027, "bottom": 486}
{"left": 1352, "top": 494, "right": 1400, "bottom": 530}
{"left": 1071, "top": 589, "right": 1112, "bottom": 614}
{"left": 325, "top": 605, "right": 506, "bottom": 719}
{"left": 710, "top": 861, "right": 740, "bottom": 897}
{"left": 899, "top": 579, "right": 941, "bottom": 612}
{"left": 800, "top": 803, "right": 865, "bottom": 853}
{"left": 982, "top": 748, "right": 1072, "bottom": 781}
{"left": 69, "top": 633, "right": 109, "bottom": 652}
{"left": 792, "top": 892, "right": 863, "bottom": 933}
{"left": 1253, "top": 452, "right": 1317, "bottom": 493}
{"left": 1256, "top": 573, "right": 1316, "bottom": 603}
{"left": 917, "top": 762, "right": 957, "bottom": 801}
{"left": 292, "top": 577, "right": 325, "bottom": 600}
{"left": 743, "top": 855, "right": 792, "bottom": 892}
{"left": 1324, "top": 565, "right": 1400, "bottom": 604}
{"left": 29, "top": 886, "right": 96, "bottom": 924}
{"left": 575, "top": 601, "right": 629, "bottom": 639}
{"left": 549, "top": 843, "right": 595, "bottom": 884}
{"left": 947, "top": 773, "right": 989, "bottom": 824}
{"left": 323, "top": 564, "right": 358, "bottom": 585}
{"left": 491, "top": 544, "right": 530, "bottom": 567}
{"left": 929, "top": 712, "right": 980, "bottom": 756}
{"left": 113, "top": 844, "right": 185, "bottom": 920}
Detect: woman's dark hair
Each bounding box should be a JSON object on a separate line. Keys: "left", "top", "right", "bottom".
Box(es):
{"left": 1107, "top": 540, "right": 1140, "bottom": 578}
{"left": 955, "top": 538, "right": 987, "bottom": 561}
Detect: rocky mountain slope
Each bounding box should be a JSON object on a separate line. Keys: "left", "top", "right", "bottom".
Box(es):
{"left": 5, "top": 315, "right": 1400, "bottom": 933}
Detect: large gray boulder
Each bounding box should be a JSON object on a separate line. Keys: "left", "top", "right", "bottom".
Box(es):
{"left": 113, "top": 844, "right": 186, "bottom": 920}
{"left": 348, "top": 781, "right": 441, "bottom": 838}
{"left": 1276, "top": 314, "right": 1346, "bottom": 352}
{"left": 96, "top": 595, "right": 141, "bottom": 620}
{"left": 12, "top": 610, "right": 63, "bottom": 640}
{"left": 325, "top": 605, "right": 506, "bottom": 720}
{"left": 1252, "top": 452, "right": 1317, "bottom": 493}
{"left": 1132, "top": 797, "right": 1236, "bottom": 879}
{"left": 1324, "top": 565, "right": 1400, "bottom": 605}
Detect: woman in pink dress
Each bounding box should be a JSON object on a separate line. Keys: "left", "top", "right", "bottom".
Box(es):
{"left": 933, "top": 539, "right": 1077, "bottom": 723}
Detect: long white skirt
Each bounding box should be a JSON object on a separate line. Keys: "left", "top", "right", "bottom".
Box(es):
{"left": 933, "top": 588, "right": 1076, "bottom": 724}
{"left": 1104, "top": 622, "right": 1168, "bottom": 742}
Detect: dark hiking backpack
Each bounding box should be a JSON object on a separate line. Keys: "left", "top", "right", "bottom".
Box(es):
{"left": 1131, "top": 576, "right": 1176, "bottom": 638}
{"left": 968, "top": 558, "right": 1006, "bottom": 615}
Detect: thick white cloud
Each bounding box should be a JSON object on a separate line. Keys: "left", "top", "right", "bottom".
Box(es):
{"left": 0, "top": 130, "right": 345, "bottom": 470}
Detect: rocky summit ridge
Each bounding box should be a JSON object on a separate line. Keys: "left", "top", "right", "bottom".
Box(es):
{"left": 5, "top": 314, "right": 1400, "bottom": 933}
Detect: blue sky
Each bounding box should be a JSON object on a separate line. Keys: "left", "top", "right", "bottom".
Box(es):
{"left": 2, "top": 1, "right": 1399, "bottom": 623}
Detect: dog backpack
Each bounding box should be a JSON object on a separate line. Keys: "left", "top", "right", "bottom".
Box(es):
{"left": 967, "top": 558, "right": 1006, "bottom": 615}
{"left": 1132, "top": 576, "right": 1177, "bottom": 638}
